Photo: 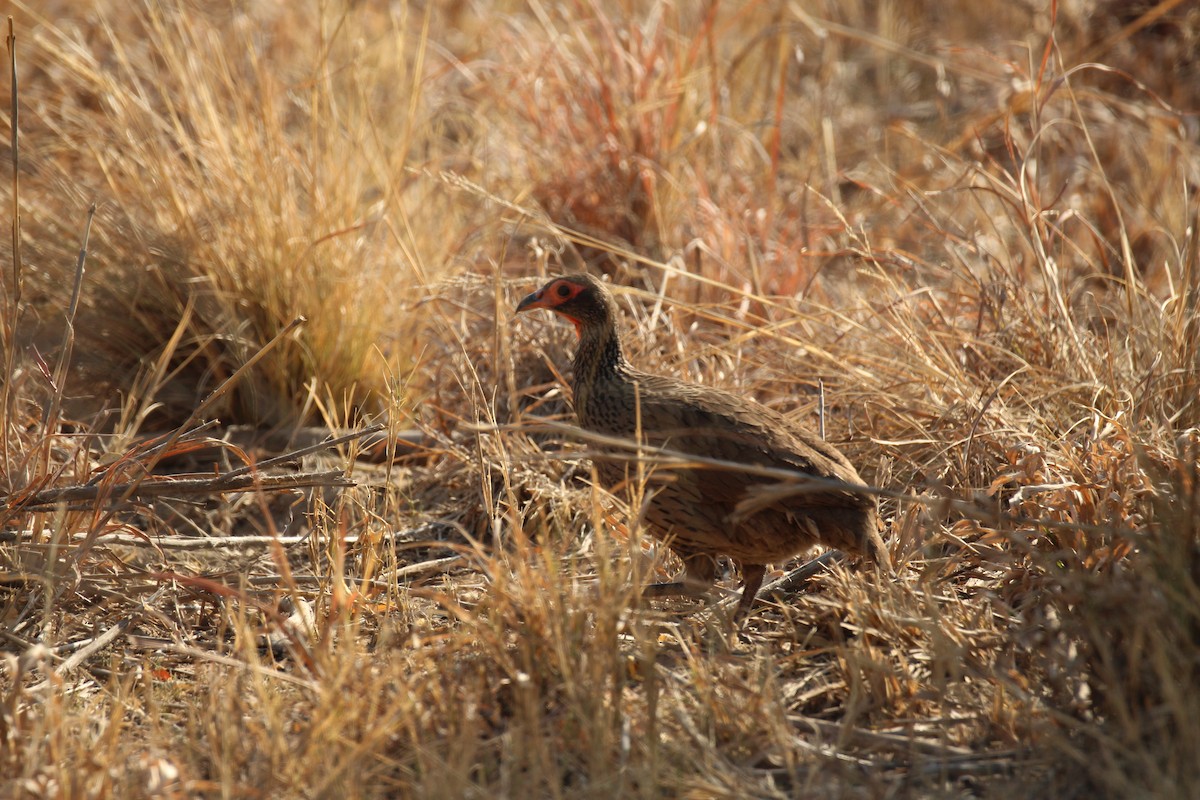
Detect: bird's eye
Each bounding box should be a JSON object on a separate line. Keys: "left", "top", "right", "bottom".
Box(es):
{"left": 556, "top": 283, "right": 571, "bottom": 298}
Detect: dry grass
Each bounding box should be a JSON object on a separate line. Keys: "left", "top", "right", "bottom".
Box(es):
{"left": 2, "top": 1, "right": 1198, "bottom": 797}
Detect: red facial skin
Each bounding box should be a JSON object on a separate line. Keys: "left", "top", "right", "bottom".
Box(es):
{"left": 515, "top": 278, "right": 588, "bottom": 337}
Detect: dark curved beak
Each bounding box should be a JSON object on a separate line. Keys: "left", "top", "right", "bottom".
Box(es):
{"left": 515, "top": 289, "right": 548, "bottom": 313}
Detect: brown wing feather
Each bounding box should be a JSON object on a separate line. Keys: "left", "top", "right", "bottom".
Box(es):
{"left": 608, "top": 371, "right": 869, "bottom": 505}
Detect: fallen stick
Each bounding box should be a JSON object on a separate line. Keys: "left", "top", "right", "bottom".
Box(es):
{"left": 6, "top": 469, "right": 352, "bottom": 510}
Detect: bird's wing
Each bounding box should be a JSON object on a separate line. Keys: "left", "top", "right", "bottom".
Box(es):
{"left": 624, "top": 373, "right": 869, "bottom": 510}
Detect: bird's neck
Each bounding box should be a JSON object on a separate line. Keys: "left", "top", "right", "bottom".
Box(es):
{"left": 572, "top": 321, "right": 630, "bottom": 396}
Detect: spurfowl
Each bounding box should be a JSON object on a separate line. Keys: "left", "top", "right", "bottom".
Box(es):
{"left": 516, "top": 273, "right": 885, "bottom": 620}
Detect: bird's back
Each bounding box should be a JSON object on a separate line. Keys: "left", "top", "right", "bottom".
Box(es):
{"left": 574, "top": 366, "right": 883, "bottom": 565}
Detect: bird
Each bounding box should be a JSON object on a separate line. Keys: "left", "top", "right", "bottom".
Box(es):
{"left": 515, "top": 273, "right": 885, "bottom": 620}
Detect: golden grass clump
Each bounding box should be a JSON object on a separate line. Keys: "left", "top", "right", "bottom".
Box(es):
{"left": 9, "top": 1, "right": 461, "bottom": 430}
{"left": 2, "top": 1, "right": 1199, "bottom": 797}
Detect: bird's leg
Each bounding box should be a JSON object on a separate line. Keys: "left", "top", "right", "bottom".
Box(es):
{"left": 643, "top": 554, "right": 716, "bottom": 600}
{"left": 733, "top": 563, "right": 767, "bottom": 622}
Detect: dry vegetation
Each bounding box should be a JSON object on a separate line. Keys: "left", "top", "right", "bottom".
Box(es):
{"left": 2, "top": 0, "right": 1198, "bottom": 797}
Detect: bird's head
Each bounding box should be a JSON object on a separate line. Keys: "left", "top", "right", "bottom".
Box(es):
{"left": 515, "top": 274, "right": 616, "bottom": 337}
